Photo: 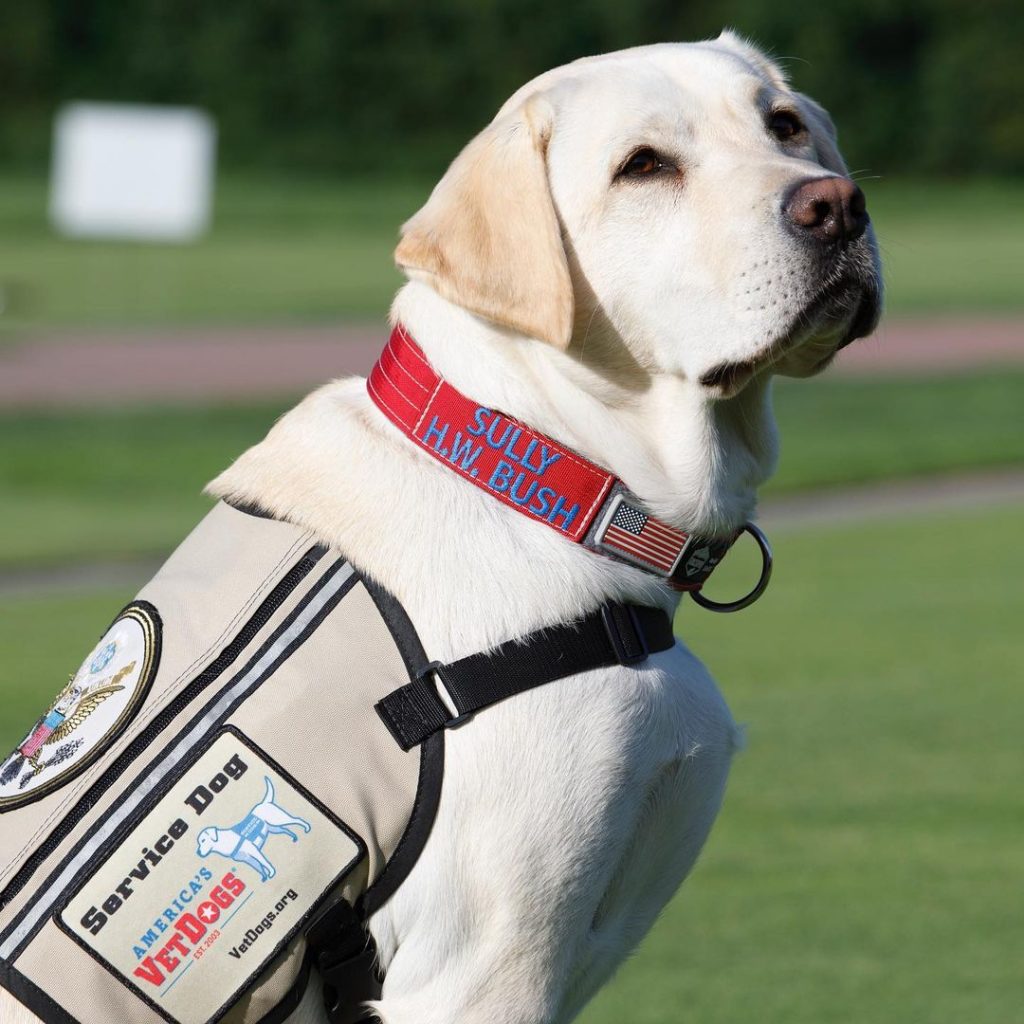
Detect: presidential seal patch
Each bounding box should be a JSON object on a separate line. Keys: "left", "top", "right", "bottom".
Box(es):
{"left": 0, "top": 602, "right": 160, "bottom": 811}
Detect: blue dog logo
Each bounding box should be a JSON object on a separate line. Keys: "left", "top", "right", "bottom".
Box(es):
{"left": 195, "top": 776, "right": 311, "bottom": 882}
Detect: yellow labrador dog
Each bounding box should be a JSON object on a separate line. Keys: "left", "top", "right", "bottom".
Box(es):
{"left": 2, "top": 31, "right": 880, "bottom": 1024}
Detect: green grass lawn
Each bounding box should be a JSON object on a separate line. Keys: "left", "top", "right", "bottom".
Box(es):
{"left": 582, "top": 503, "right": 1024, "bottom": 1024}
{"left": 1, "top": 370, "right": 1021, "bottom": 570}
{"left": 0, "top": 175, "right": 1021, "bottom": 333}
{"left": 1, "top": 505, "right": 1020, "bottom": 1022}
{"left": 0, "top": 174, "right": 417, "bottom": 331}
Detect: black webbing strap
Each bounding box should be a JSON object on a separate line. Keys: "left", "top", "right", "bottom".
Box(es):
{"left": 375, "top": 602, "right": 674, "bottom": 751}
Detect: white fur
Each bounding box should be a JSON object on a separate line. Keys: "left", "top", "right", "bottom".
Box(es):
{"left": 2, "top": 33, "right": 881, "bottom": 1024}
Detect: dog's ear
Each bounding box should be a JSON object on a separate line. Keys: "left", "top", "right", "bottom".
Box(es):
{"left": 793, "top": 92, "right": 849, "bottom": 176}
{"left": 395, "top": 97, "right": 573, "bottom": 349}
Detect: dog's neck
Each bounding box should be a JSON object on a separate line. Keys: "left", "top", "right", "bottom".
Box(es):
{"left": 393, "top": 283, "right": 778, "bottom": 537}
{"left": 210, "top": 283, "right": 778, "bottom": 655}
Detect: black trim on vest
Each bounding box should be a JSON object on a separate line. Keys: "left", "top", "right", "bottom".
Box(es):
{"left": 355, "top": 571, "right": 445, "bottom": 920}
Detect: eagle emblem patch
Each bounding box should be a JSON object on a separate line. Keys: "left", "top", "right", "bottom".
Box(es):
{"left": 0, "top": 603, "right": 160, "bottom": 811}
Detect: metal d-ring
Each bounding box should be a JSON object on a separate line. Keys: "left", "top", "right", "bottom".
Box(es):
{"left": 691, "top": 522, "right": 773, "bottom": 613}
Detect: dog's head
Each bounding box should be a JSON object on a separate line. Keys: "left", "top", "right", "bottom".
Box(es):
{"left": 195, "top": 827, "right": 218, "bottom": 856}
{"left": 396, "top": 32, "right": 882, "bottom": 398}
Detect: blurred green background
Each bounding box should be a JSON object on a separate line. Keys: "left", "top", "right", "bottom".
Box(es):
{"left": 3, "top": 0, "right": 1022, "bottom": 176}
{"left": 1, "top": 2, "right": 1022, "bottom": 1023}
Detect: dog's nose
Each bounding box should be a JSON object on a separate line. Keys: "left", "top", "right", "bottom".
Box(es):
{"left": 784, "top": 176, "right": 868, "bottom": 243}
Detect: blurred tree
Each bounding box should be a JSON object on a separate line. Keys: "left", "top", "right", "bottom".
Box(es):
{"left": 0, "top": 0, "right": 1019, "bottom": 175}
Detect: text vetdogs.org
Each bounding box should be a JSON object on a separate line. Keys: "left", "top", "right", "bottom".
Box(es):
{"left": 228, "top": 888, "right": 298, "bottom": 959}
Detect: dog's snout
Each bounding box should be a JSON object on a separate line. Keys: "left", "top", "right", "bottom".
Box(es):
{"left": 784, "top": 176, "right": 868, "bottom": 244}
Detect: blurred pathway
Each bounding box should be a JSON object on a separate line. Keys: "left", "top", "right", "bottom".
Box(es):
{"left": 3, "top": 467, "right": 1023, "bottom": 597}
{"left": 0, "top": 315, "right": 1021, "bottom": 409}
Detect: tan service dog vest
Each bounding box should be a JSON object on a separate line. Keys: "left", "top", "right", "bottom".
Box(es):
{"left": 0, "top": 503, "right": 443, "bottom": 1024}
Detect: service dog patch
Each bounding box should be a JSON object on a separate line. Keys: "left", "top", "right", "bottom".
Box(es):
{"left": 0, "top": 602, "right": 160, "bottom": 811}
{"left": 58, "top": 730, "right": 362, "bottom": 1024}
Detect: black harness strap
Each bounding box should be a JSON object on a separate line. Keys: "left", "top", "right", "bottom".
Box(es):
{"left": 375, "top": 603, "right": 675, "bottom": 751}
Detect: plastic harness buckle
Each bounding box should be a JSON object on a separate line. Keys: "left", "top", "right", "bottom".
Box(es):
{"left": 600, "top": 602, "right": 649, "bottom": 665}
{"left": 307, "top": 900, "right": 382, "bottom": 1023}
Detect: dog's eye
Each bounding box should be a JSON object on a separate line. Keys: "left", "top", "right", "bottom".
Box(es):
{"left": 767, "top": 110, "right": 805, "bottom": 141}
{"left": 618, "top": 148, "right": 666, "bottom": 178}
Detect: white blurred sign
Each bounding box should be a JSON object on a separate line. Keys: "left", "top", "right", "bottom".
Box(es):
{"left": 50, "top": 102, "right": 216, "bottom": 242}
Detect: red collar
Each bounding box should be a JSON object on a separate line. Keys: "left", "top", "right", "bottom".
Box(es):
{"left": 367, "top": 325, "right": 740, "bottom": 593}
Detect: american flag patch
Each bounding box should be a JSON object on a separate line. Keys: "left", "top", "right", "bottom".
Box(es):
{"left": 598, "top": 500, "right": 688, "bottom": 572}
